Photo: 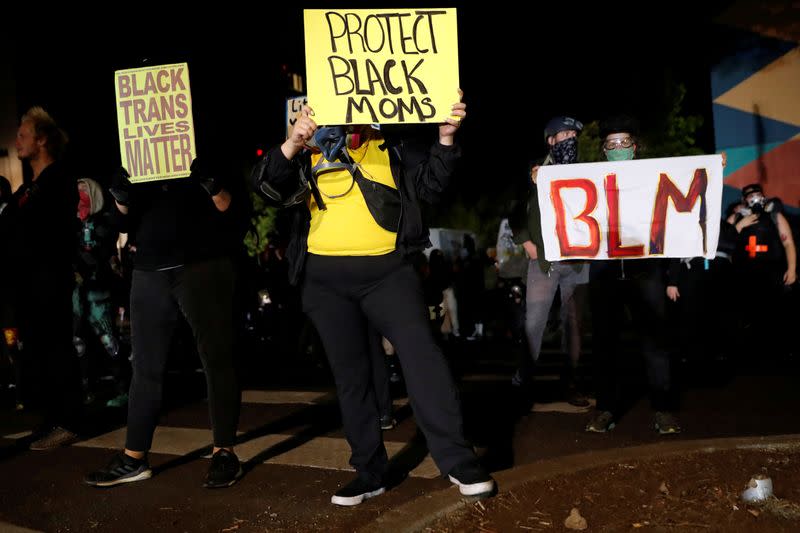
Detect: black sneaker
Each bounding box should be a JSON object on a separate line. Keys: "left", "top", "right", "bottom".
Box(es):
{"left": 380, "top": 415, "right": 397, "bottom": 430}
{"left": 586, "top": 410, "right": 616, "bottom": 433}
{"left": 84, "top": 453, "right": 152, "bottom": 487}
{"left": 204, "top": 449, "right": 243, "bottom": 488}
{"left": 448, "top": 461, "right": 495, "bottom": 497}
{"left": 654, "top": 411, "right": 682, "bottom": 435}
{"left": 564, "top": 380, "right": 591, "bottom": 408}
{"left": 29, "top": 426, "right": 79, "bottom": 450}
{"left": 566, "top": 389, "right": 591, "bottom": 408}
{"left": 510, "top": 368, "right": 529, "bottom": 388}
{"left": 330, "top": 475, "right": 386, "bottom": 506}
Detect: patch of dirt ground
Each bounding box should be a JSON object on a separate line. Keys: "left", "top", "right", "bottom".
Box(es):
{"left": 428, "top": 446, "right": 800, "bottom": 532}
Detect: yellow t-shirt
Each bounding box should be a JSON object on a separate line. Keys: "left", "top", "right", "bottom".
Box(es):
{"left": 307, "top": 140, "right": 398, "bottom": 256}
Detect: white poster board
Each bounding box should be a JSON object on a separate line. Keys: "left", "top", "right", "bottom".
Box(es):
{"left": 537, "top": 155, "right": 723, "bottom": 260}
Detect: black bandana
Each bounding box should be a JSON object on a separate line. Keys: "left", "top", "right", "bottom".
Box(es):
{"left": 551, "top": 137, "right": 578, "bottom": 164}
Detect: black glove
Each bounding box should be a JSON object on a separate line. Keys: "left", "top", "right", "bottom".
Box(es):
{"left": 190, "top": 158, "right": 222, "bottom": 197}
{"left": 109, "top": 167, "right": 131, "bottom": 206}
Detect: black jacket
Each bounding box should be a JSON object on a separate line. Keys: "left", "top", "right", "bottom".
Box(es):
{"left": 7, "top": 162, "right": 77, "bottom": 275}
{"left": 116, "top": 171, "right": 250, "bottom": 271}
{"left": 251, "top": 136, "right": 461, "bottom": 285}
{"left": 511, "top": 156, "right": 586, "bottom": 275}
{"left": 666, "top": 220, "right": 739, "bottom": 286}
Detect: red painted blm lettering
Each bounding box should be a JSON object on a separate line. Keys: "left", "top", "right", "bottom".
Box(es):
{"left": 549, "top": 168, "right": 710, "bottom": 258}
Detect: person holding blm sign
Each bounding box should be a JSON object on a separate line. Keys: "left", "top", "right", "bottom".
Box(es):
{"left": 85, "top": 63, "right": 246, "bottom": 489}
{"left": 584, "top": 115, "right": 681, "bottom": 435}
{"left": 512, "top": 117, "right": 590, "bottom": 408}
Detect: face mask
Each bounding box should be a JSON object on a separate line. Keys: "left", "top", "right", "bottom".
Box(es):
{"left": 78, "top": 190, "right": 91, "bottom": 221}
{"left": 551, "top": 137, "right": 578, "bottom": 164}
{"left": 311, "top": 126, "right": 346, "bottom": 161}
{"left": 605, "top": 146, "right": 635, "bottom": 161}
{"left": 746, "top": 193, "right": 765, "bottom": 208}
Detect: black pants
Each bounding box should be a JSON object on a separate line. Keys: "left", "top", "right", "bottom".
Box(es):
{"left": 302, "top": 252, "right": 475, "bottom": 482}
{"left": 126, "top": 257, "right": 239, "bottom": 451}
{"left": 590, "top": 274, "right": 674, "bottom": 414}
{"left": 735, "top": 262, "right": 787, "bottom": 358}
{"left": 368, "top": 328, "right": 393, "bottom": 419}
{"left": 18, "top": 267, "right": 82, "bottom": 430}
{"left": 670, "top": 258, "right": 733, "bottom": 368}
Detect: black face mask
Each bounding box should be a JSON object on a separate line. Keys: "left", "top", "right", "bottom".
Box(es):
{"left": 551, "top": 137, "right": 578, "bottom": 164}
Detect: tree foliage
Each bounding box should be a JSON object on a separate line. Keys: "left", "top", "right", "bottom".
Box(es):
{"left": 643, "top": 83, "right": 705, "bottom": 158}
{"left": 243, "top": 192, "right": 277, "bottom": 257}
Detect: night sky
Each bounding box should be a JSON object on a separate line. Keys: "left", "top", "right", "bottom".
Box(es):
{"left": 11, "top": 2, "right": 735, "bottom": 200}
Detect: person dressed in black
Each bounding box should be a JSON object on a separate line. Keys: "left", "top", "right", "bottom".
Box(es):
{"left": 251, "top": 93, "right": 495, "bottom": 506}
{"left": 8, "top": 107, "right": 83, "bottom": 449}
{"left": 726, "top": 184, "right": 796, "bottom": 357}
{"left": 666, "top": 218, "right": 739, "bottom": 378}
{"left": 585, "top": 115, "right": 681, "bottom": 435}
{"left": 85, "top": 157, "right": 246, "bottom": 488}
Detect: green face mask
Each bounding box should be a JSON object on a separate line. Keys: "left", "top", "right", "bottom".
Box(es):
{"left": 605, "top": 147, "right": 635, "bottom": 161}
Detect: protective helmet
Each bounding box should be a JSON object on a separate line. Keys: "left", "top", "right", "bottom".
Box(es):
{"left": 741, "top": 183, "right": 764, "bottom": 199}
{"left": 544, "top": 116, "right": 583, "bottom": 141}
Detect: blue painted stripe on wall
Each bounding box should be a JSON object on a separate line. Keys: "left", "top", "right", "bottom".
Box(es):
{"left": 722, "top": 184, "right": 742, "bottom": 214}
{"left": 721, "top": 142, "right": 785, "bottom": 176}
{"left": 710, "top": 29, "right": 796, "bottom": 99}
{"left": 712, "top": 104, "right": 800, "bottom": 149}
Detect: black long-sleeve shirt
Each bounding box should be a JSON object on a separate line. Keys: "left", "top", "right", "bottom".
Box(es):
{"left": 117, "top": 174, "right": 248, "bottom": 271}
{"left": 8, "top": 161, "right": 77, "bottom": 275}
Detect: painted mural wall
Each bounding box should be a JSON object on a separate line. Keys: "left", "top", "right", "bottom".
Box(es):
{"left": 712, "top": 1, "right": 800, "bottom": 210}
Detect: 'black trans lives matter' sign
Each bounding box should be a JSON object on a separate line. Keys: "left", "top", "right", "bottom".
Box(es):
{"left": 115, "top": 63, "right": 196, "bottom": 183}
{"left": 304, "top": 9, "right": 459, "bottom": 125}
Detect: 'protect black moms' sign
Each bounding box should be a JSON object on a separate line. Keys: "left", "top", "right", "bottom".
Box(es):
{"left": 304, "top": 9, "right": 459, "bottom": 125}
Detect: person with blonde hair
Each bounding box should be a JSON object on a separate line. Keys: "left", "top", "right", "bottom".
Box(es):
{"left": 9, "top": 107, "right": 83, "bottom": 449}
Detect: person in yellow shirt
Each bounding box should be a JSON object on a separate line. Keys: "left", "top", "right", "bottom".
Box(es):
{"left": 252, "top": 92, "right": 495, "bottom": 506}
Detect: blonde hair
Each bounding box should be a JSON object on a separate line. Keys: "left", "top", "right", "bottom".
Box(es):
{"left": 21, "top": 106, "right": 68, "bottom": 160}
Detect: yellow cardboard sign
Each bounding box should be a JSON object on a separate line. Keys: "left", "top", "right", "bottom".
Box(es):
{"left": 304, "top": 8, "right": 459, "bottom": 125}
{"left": 115, "top": 63, "right": 196, "bottom": 183}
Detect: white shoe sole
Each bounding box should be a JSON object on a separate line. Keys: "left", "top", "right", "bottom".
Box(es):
{"left": 330, "top": 487, "right": 385, "bottom": 506}
{"left": 91, "top": 469, "right": 152, "bottom": 487}
{"left": 449, "top": 476, "right": 495, "bottom": 497}
{"left": 585, "top": 422, "right": 616, "bottom": 433}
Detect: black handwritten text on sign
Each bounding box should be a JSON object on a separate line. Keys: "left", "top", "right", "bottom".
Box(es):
{"left": 304, "top": 9, "right": 459, "bottom": 125}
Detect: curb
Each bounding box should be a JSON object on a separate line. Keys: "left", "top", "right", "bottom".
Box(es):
{"left": 358, "top": 433, "right": 800, "bottom": 533}
{"left": 0, "top": 522, "right": 43, "bottom": 533}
